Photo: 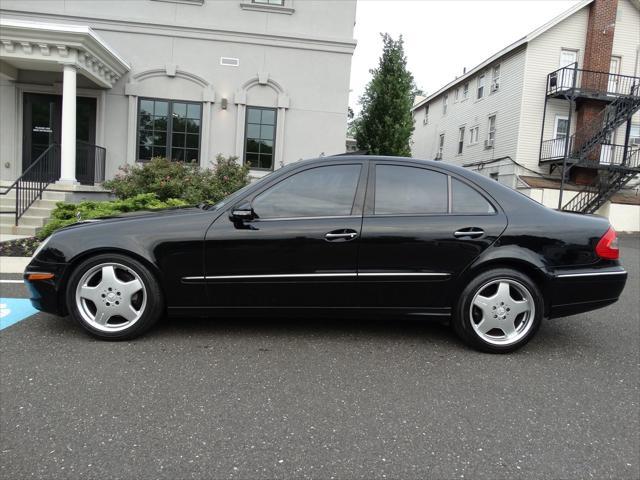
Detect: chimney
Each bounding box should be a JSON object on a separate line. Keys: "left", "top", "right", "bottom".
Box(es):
{"left": 573, "top": 0, "right": 619, "bottom": 185}
{"left": 583, "top": 0, "right": 618, "bottom": 73}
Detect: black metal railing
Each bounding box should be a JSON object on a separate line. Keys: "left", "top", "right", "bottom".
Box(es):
{"left": 541, "top": 87, "right": 640, "bottom": 163}
{"left": 76, "top": 140, "right": 106, "bottom": 184}
{"left": 562, "top": 149, "right": 640, "bottom": 213}
{"left": 540, "top": 136, "right": 574, "bottom": 161}
{"left": 0, "top": 144, "right": 60, "bottom": 226}
{"left": 547, "top": 63, "right": 640, "bottom": 98}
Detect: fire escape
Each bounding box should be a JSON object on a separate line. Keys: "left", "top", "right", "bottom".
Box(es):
{"left": 538, "top": 63, "right": 640, "bottom": 214}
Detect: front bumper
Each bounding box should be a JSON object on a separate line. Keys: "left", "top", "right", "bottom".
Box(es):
{"left": 547, "top": 266, "right": 627, "bottom": 318}
{"left": 23, "top": 258, "right": 70, "bottom": 316}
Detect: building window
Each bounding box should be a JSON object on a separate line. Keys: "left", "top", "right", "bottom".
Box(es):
{"left": 436, "top": 134, "right": 445, "bottom": 159}
{"left": 477, "top": 74, "right": 486, "bottom": 99}
{"left": 252, "top": 0, "right": 284, "bottom": 4}
{"left": 137, "top": 98, "right": 201, "bottom": 162}
{"left": 487, "top": 115, "right": 496, "bottom": 146}
{"left": 491, "top": 65, "right": 500, "bottom": 92}
{"left": 469, "top": 126, "right": 479, "bottom": 145}
{"left": 443, "top": 94, "right": 448, "bottom": 114}
{"left": 458, "top": 126, "right": 465, "bottom": 154}
{"left": 245, "top": 106, "right": 277, "bottom": 170}
{"left": 462, "top": 82, "right": 469, "bottom": 100}
{"left": 423, "top": 104, "right": 429, "bottom": 125}
{"left": 629, "top": 124, "right": 640, "bottom": 145}
{"left": 454, "top": 88, "right": 459, "bottom": 102}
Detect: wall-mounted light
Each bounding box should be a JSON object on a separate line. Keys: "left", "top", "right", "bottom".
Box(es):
{"left": 221, "top": 98, "right": 228, "bottom": 110}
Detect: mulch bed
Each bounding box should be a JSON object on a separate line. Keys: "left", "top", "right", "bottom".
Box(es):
{"left": 0, "top": 237, "right": 41, "bottom": 257}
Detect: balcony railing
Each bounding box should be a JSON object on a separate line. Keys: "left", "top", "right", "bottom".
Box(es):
{"left": 547, "top": 63, "right": 640, "bottom": 98}
{"left": 540, "top": 137, "right": 640, "bottom": 168}
{"left": 76, "top": 141, "right": 106, "bottom": 184}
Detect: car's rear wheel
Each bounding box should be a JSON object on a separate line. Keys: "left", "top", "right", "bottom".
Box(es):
{"left": 66, "top": 253, "right": 163, "bottom": 340}
{"left": 453, "top": 268, "right": 543, "bottom": 353}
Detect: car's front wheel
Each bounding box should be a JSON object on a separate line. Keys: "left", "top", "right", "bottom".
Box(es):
{"left": 66, "top": 253, "right": 164, "bottom": 340}
{"left": 453, "top": 268, "right": 543, "bottom": 353}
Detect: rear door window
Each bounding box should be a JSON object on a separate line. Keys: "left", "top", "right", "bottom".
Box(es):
{"left": 451, "top": 178, "right": 496, "bottom": 214}
{"left": 374, "top": 165, "right": 448, "bottom": 215}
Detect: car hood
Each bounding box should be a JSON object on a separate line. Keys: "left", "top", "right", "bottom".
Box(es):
{"left": 60, "top": 206, "right": 207, "bottom": 232}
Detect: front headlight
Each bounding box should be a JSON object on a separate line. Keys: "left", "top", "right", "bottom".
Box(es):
{"left": 32, "top": 235, "right": 52, "bottom": 259}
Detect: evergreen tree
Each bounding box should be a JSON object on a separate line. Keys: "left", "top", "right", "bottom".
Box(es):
{"left": 354, "top": 34, "right": 416, "bottom": 156}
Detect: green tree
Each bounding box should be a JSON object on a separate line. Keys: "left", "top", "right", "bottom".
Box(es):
{"left": 354, "top": 33, "right": 416, "bottom": 156}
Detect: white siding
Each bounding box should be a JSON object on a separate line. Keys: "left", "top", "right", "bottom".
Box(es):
{"left": 411, "top": 46, "right": 527, "bottom": 171}
{"left": 516, "top": 4, "right": 590, "bottom": 171}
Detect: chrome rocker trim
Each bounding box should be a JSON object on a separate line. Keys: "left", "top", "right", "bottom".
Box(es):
{"left": 182, "top": 272, "right": 451, "bottom": 282}
{"left": 555, "top": 269, "right": 627, "bottom": 278}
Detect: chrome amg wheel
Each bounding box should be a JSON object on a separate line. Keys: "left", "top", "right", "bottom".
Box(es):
{"left": 469, "top": 278, "right": 535, "bottom": 346}
{"left": 68, "top": 253, "right": 163, "bottom": 340}
{"left": 75, "top": 262, "right": 147, "bottom": 332}
{"left": 453, "top": 268, "right": 543, "bottom": 353}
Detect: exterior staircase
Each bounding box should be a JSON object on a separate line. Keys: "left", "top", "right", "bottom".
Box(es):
{"left": 561, "top": 87, "right": 640, "bottom": 213}
{"left": 540, "top": 65, "right": 640, "bottom": 214}
{"left": 0, "top": 189, "right": 69, "bottom": 236}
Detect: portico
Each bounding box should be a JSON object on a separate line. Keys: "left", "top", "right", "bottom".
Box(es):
{"left": 0, "top": 19, "right": 129, "bottom": 184}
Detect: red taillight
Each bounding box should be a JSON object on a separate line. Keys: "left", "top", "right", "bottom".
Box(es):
{"left": 595, "top": 227, "right": 619, "bottom": 260}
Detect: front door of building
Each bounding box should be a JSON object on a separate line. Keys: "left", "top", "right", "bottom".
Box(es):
{"left": 22, "top": 93, "right": 97, "bottom": 184}
{"left": 559, "top": 49, "right": 578, "bottom": 88}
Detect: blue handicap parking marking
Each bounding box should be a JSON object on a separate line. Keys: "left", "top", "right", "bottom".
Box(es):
{"left": 0, "top": 298, "right": 39, "bottom": 330}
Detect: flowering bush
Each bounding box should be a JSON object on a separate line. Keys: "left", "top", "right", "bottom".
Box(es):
{"left": 104, "top": 155, "right": 250, "bottom": 204}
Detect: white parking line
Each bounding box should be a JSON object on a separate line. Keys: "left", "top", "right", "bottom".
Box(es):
{"left": 0, "top": 280, "right": 24, "bottom": 284}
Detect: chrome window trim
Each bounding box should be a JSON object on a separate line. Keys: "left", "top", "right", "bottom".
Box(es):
{"left": 254, "top": 215, "right": 360, "bottom": 222}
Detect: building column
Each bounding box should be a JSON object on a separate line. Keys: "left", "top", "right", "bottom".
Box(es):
{"left": 59, "top": 64, "right": 77, "bottom": 183}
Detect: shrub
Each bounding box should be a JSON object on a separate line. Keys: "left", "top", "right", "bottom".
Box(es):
{"left": 103, "top": 154, "right": 250, "bottom": 204}
{"left": 37, "top": 193, "right": 188, "bottom": 239}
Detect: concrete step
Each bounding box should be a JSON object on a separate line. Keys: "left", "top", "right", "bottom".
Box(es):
{"left": 0, "top": 190, "right": 69, "bottom": 201}
{"left": 0, "top": 197, "right": 60, "bottom": 210}
{"left": 1, "top": 215, "right": 48, "bottom": 227}
{"left": 0, "top": 222, "right": 39, "bottom": 237}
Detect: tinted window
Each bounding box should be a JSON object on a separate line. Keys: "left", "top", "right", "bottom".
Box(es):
{"left": 451, "top": 178, "right": 495, "bottom": 214}
{"left": 252, "top": 165, "right": 361, "bottom": 218}
{"left": 374, "top": 165, "right": 448, "bottom": 215}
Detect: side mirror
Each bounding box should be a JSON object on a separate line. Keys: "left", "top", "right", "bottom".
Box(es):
{"left": 229, "top": 203, "right": 254, "bottom": 222}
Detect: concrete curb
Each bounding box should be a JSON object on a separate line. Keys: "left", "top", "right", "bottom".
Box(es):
{"left": 0, "top": 256, "right": 31, "bottom": 274}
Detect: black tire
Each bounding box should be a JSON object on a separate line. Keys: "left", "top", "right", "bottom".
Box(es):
{"left": 65, "top": 253, "right": 164, "bottom": 340}
{"left": 452, "top": 268, "right": 543, "bottom": 353}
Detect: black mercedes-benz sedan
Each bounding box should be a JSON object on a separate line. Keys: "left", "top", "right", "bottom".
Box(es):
{"left": 24, "top": 156, "right": 627, "bottom": 352}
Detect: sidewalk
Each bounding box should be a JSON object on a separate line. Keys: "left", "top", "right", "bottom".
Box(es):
{"left": 0, "top": 257, "right": 31, "bottom": 274}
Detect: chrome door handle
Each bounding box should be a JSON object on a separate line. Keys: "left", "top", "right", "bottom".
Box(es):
{"left": 325, "top": 232, "right": 358, "bottom": 239}
{"left": 454, "top": 229, "right": 484, "bottom": 238}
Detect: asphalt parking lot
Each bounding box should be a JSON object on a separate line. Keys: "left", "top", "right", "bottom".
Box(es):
{"left": 1, "top": 235, "right": 638, "bottom": 480}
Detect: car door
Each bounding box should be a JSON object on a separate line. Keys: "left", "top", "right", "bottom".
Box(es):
{"left": 356, "top": 161, "right": 507, "bottom": 313}
{"left": 202, "top": 161, "right": 368, "bottom": 308}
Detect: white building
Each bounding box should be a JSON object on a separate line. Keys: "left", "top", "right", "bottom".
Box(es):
{"left": 411, "top": 0, "right": 640, "bottom": 231}
{"left": 0, "top": 0, "right": 357, "bottom": 235}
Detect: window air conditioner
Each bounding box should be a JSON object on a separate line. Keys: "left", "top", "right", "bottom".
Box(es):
{"left": 484, "top": 139, "right": 494, "bottom": 148}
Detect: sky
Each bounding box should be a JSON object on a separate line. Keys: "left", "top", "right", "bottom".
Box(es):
{"left": 349, "top": 0, "right": 582, "bottom": 112}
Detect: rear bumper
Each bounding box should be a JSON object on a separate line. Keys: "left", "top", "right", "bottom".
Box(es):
{"left": 23, "top": 259, "right": 69, "bottom": 316}
{"left": 547, "top": 266, "right": 627, "bottom": 318}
